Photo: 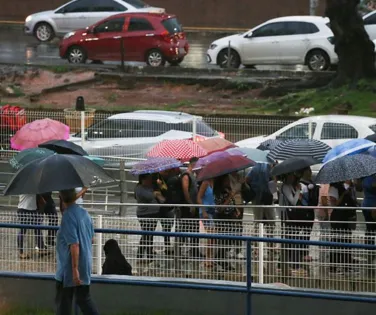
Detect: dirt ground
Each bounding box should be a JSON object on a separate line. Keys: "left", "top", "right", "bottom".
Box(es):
{"left": 0, "top": 68, "right": 262, "bottom": 114}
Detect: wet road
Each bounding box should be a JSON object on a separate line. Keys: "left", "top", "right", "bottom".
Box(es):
{"left": 0, "top": 29, "right": 305, "bottom": 70}
{"left": 0, "top": 29, "right": 218, "bottom": 68}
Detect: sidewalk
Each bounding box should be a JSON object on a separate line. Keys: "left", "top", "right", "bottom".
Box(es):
{"left": 0, "top": 20, "right": 248, "bottom": 35}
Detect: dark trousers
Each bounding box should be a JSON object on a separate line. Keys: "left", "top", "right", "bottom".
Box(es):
{"left": 363, "top": 210, "right": 376, "bottom": 247}
{"left": 215, "top": 217, "right": 237, "bottom": 267}
{"left": 176, "top": 209, "right": 200, "bottom": 257}
{"left": 17, "top": 209, "right": 44, "bottom": 254}
{"left": 137, "top": 213, "right": 159, "bottom": 260}
{"left": 330, "top": 223, "right": 353, "bottom": 267}
{"left": 45, "top": 206, "right": 58, "bottom": 245}
{"left": 159, "top": 207, "right": 174, "bottom": 248}
{"left": 55, "top": 281, "right": 99, "bottom": 315}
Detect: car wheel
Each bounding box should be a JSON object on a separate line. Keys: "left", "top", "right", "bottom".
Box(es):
{"left": 67, "top": 46, "right": 87, "bottom": 64}
{"left": 217, "top": 49, "right": 241, "bottom": 68}
{"left": 169, "top": 57, "right": 184, "bottom": 66}
{"left": 34, "top": 23, "right": 55, "bottom": 42}
{"left": 306, "top": 49, "right": 330, "bottom": 71}
{"left": 146, "top": 49, "right": 166, "bottom": 67}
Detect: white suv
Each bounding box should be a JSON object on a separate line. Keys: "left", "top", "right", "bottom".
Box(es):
{"left": 24, "top": 0, "right": 165, "bottom": 42}
{"left": 207, "top": 16, "right": 337, "bottom": 71}
{"left": 69, "top": 110, "right": 220, "bottom": 157}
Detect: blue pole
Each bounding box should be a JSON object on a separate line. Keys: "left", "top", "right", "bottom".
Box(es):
{"left": 246, "top": 240, "right": 252, "bottom": 315}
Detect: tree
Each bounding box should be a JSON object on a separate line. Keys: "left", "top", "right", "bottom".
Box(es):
{"left": 325, "top": 0, "right": 376, "bottom": 86}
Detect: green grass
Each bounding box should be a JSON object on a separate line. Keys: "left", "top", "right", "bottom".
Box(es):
{"left": 256, "top": 80, "right": 376, "bottom": 116}
{"left": 3, "top": 309, "right": 172, "bottom": 315}
{"left": 40, "top": 65, "right": 76, "bottom": 74}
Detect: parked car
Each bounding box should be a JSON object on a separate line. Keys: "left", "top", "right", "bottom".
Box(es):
{"left": 236, "top": 115, "right": 376, "bottom": 149}
{"left": 24, "top": 0, "right": 165, "bottom": 42}
{"left": 207, "top": 16, "right": 337, "bottom": 71}
{"left": 59, "top": 12, "right": 188, "bottom": 66}
{"left": 69, "top": 110, "right": 223, "bottom": 157}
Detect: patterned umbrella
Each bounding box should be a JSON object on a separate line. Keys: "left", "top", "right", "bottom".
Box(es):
{"left": 315, "top": 154, "right": 376, "bottom": 184}
{"left": 323, "top": 139, "right": 375, "bottom": 164}
{"left": 9, "top": 148, "right": 55, "bottom": 170}
{"left": 146, "top": 139, "right": 208, "bottom": 161}
{"left": 10, "top": 118, "right": 70, "bottom": 150}
{"left": 268, "top": 139, "right": 331, "bottom": 162}
{"left": 197, "top": 155, "right": 255, "bottom": 181}
{"left": 257, "top": 139, "right": 283, "bottom": 151}
{"left": 131, "top": 157, "right": 183, "bottom": 175}
{"left": 197, "top": 138, "right": 236, "bottom": 153}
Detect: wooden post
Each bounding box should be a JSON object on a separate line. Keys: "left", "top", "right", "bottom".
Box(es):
{"left": 119, "top": 160, "right": 127, "bottom": 216}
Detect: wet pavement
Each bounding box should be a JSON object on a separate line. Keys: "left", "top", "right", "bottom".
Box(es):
{"left": 0, "top": 28, "right": 305, "bottom": 70}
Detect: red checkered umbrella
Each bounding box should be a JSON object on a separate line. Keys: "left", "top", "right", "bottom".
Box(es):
{"left": 146, "top": 139, "right": 208, "bottom": 162}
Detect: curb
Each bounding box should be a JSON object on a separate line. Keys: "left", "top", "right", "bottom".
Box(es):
{"left": 0, "top": 21, "right": 244, "bottom": 36}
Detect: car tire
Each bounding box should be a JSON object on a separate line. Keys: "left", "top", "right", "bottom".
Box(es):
{"left": 217, "top": 49, "right": 241, "bottom": 68}
{"left": 169, "top": 57, "right": 184, "bottom": 66}
{"left": 67, "top": 46, "right": 87, "bottom": 64}
{"left": 306, "top": 49, "right": 330, "bottom": 71}
{"left": 34, "top": 22, "right": 55, "bottom": 42}
{"left": 146, "top": 49, "right": 166, "bottom": 67}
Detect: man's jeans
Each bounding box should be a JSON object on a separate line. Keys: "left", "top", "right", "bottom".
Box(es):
{"left": 55, "top": 281, "right": 99, "bottom": 315}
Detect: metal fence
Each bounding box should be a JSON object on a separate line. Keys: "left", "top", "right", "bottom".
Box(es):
{"left": 0, "top": 204, "right": 375, "bottom": 293}
{"left": 0, "top": 109, "right": 297, "bottom": 158}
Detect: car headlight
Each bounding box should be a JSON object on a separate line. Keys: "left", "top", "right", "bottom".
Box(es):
{"left": 210, "top": 44, "right": 217, "bottom": 50}
{"left": 25, "top": 15, "right": 32, "bottom": 23}
{"left": 64, "top": 32, "right": 75, "bottom": 39}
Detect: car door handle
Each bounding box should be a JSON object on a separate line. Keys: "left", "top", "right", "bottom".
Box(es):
{"left": 145, "top": 33, "right": 155, "bottom": 37}
{"left": 113, "top": 36, "right": 122, "bottom": 39}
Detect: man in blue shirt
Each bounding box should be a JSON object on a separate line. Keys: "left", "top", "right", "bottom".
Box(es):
{"left": 55, "top": 188, "right": 99, "bottom": 315}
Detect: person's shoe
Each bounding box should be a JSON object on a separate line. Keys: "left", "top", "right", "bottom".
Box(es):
{"left": 19, "top": 253, "right": 30, "bottom": 260}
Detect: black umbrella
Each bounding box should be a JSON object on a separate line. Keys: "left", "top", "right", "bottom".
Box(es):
{"left": 39, "top": 140, "right": 88, "bottom": 156}
{"left": 271, "top": 157, "right": 318, "bottom": 177}
{"left": 257, "top": 139, "right": 283, "bottom": 151}
{"left": 365, "top": 133, "right": 376, "bottom": 143}
{"left": 268, "top": 139, "right": 331, "bottom": 162}
{"left": 4, "top": 154, "right": 114, "bottom": 195}
{"left": 315, "top": 154, "right": 376, "bottom": 184}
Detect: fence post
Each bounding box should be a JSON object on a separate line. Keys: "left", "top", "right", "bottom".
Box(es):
{"left": 119, "top": 160, "right": 127, "bottom": 216}
{"left": 246, "top": 240, "right": 252, "bottom": 315}
{"left": 96, "top": 215, "right": 103, "bottom": 275}
{"left": 80, "top": 111, "right": 85, "bottom": 148}
{"left": 258, "top": 223, "right": 264, "bottom": 284}
{"left": 120, "top": 37, "right": 125, "bottom": 72}
{"left": 192, "top": 116, "right": 197, "bottom": 141}
{"left": 227, "top": 40, "right": 231, "bottom": 68}
{"left": 105, "top": 187, "right": 108, "bottom": 212}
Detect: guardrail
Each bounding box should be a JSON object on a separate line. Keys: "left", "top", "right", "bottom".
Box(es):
{"left": 0, "top": 222, "right": 375, "bottom": 315}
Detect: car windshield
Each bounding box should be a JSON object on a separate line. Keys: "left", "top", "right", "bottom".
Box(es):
{"left": 123, "top": 0, "right": 148, "bottom": 9}
{"left": 162, "top": 17, "right": 183, "bottom": 33}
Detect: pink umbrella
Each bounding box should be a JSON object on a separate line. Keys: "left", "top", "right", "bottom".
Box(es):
{"left": 11, "top": 118, "right": 70, "bottom": 150}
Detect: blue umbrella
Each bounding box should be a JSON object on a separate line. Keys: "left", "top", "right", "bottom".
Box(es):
{"left": 84, "top": 156, "right": 105, "bottom": 167}
{"left": 228, "top": 147, "right": 274, "bottom": 163}
{"left": 323, "top": 139, "right": 375, "bottom": 164}
{"left": 131, "top": 157, "right": 182, "bottom": 175}
{"left": 9, "top": 148, "right": 55, "bottom": 170}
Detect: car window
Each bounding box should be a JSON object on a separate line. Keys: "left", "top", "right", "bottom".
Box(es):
{"left": 95, "top": 17, "right": 125, "bottom": 33}
{"left": 86, "top": 119, "right": 132, "bottom": 138}
{"left": 162, "top": 18, "right": 183, "bottom": 34}
{"left": 284, "top": 21, "right": 320, "bottom": 35}
{"left": 91, "top": 0, "right": 126, "bottom": 12}
{"left": 364, "top": 12, "right": 376, "bottom": 25}
{"left": 276, "top": 123, "right": 317, "bottom": 140}
{"left": 132, "top": 120, "right": 166, "bottom": 137}
{"left": 321, "top": 123, "right": 358, "bottom": 139}
{"left": 58, "top": 0, "right": 92, "bottom": 13}
{"left": 369, "top": 124, "right": 376, "bottom": 133}
{"left": 252, "top": 22, "right": 288, "bottom": 37}
{"left": 128, "top": 17, "right": 154, "bottom": 31}
{"left": 125, "top": 0, "right": 148, "bottom": 8}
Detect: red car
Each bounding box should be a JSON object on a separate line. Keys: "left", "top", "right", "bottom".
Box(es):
{"left": 59, "top": 12, "right": 189, "bottom": 67}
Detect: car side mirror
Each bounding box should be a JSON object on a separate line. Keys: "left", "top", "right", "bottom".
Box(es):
{"left": 245, "top": 32, "right": 253, "bottom": 38}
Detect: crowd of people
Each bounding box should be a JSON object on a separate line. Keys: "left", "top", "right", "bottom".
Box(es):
{"left": 134, "top": 157, "right": 376, "bottom": 276}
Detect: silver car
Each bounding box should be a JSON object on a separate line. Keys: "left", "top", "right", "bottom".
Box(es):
{"left": 24, "top": 0, "right": 165, "bottom": 42}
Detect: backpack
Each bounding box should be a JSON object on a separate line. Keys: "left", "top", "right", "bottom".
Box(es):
{"left": 0, "top": 105, "right": 27, "bottom": 132}
{"left": 166, "top": 173, "right": 186, "bottom": 204}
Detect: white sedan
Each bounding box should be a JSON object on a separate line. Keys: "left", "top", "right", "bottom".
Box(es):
{"left": 236, "top": 115, "right": 376, "bottom": 149}
{"left": 207, "top": 16, "right": 337, "bottom": 71}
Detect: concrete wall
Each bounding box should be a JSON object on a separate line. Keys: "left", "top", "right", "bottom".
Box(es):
{"left": 0, "top": 274, "right": 375, "bottom": 315}
{"left": 1, "top": 0, "right": 326, "bottom": 29}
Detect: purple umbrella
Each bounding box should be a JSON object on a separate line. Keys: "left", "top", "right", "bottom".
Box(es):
{"left": 131, "top": 157, "right": 182, "bottom": 175}
{"left": 195, "top": 150, "right": 243, "bottom": 169}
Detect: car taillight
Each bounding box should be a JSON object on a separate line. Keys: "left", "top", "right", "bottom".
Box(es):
{"left": 218, "top": 132, "right": 225, "bottom": 139}
{"left": 161, "top": 31, "right": 173, "bottom": 43}
{"left": 193, "top": 135, "right": 206, "bottom": 142}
